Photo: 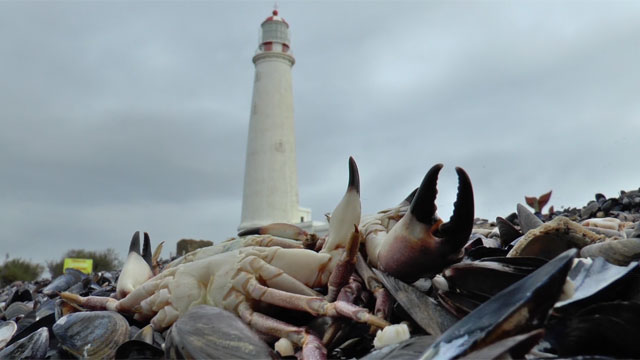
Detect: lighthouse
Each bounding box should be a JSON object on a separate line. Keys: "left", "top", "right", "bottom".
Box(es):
{"left": 238, "top": 10, "right": 311, "bottom": 232}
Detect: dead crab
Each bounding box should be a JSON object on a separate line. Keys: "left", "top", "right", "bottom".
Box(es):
{"left": 62, "top": 158, "right": 475, "bottom": 358}
{"left": 62, "top": 158, "right": 388, "bottom": 359}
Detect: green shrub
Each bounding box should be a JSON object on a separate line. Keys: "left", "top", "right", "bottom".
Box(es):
{"left": 0, "top": 258, "right": 44, "bottom": 286}
{"left": 47, "top": 248, "right": 123, "bottom": 278}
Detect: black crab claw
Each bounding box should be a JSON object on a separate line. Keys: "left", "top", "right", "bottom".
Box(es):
{"left": 142, "top": 232, "right": 152, "bottom": 268}
{"left": 410, "top": 163, "right": 443, "bottom": 226}
{"left": 436, "top": 166, "right": 475, "bottom": 257}
{"left": 237, "top": 227, "right": 262, "bottom": 237}
{"left": 410, "top": 165, "right": 474, "bottom": 244}
{"left": 128, "top": 231, "right": 141, "bottom": 255}
{"left": 117, "top": 231, "right": 154, "bottom": 298}
{"left": 375, "top": 164, "right": 474, "bottom": 282}
{"left": 414, "top": 164, "right": 474, "bottom": 260}
{"left": 348, "top": 156, "right": 360, "bottom": 195}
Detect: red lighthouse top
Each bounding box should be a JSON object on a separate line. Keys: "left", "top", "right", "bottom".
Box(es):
{"left": 262, "top": 9, "right": 289, "bottom": 27}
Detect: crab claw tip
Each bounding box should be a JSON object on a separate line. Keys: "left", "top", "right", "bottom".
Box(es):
{"left": 348, "top": 157, "right": 360, "bottom": 195}
{"left": 438, "top": 166, "right": 474, "bottom": 249}
{"left": 452, "top": 167, "right": 474, "bottom": 223}
{"left": 142, "top": 232, "right": 152, "bottom": 267}
{"left": 410, "top": 163, "right": 443, "bottom": 224}
{"left": 237, "top": 227, "right": 261, "bottom": 237}
{"left": 128, "top": 231, "right": 141, "bottom": 255}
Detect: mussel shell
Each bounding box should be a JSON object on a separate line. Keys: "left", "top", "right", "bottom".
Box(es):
{"left": 507, "top": 217, "right": 602, "bottom": 259}
{"left": 164, "top": 305, "right": 276, "bottom": 359}
{"left": 115, "top": 340, "right": 164, "bottom": 359}
{"left": 422, "top": 248, "right": 577, "bottom": 359}
{"left": 8, "top": 313, "right": 55, "bottom": 349}
{"left": 554, "top": 257, "right": 638, "bottom": 310}
{"left": 0, "top": 320, "right": 17, "bottom": 350}
{"left": 464, "top": 246, "right": 508, "bottom": 261}
{"left": 7, "top": 288, "right": 33, "bottom": 305}
{"left": 15, "top": 310, "right": 36, "bottom": 333}
{"left": 443, "top": 261, "right": 533, "bottom": 299}
{"left": 360, "top": 335, "right": 438, "bottom": 360}
{"left": 53, "top": 311, "right": 129, "bottom": 358}
{"left": 436, "top": 290, "right": 481, "bottom": 318}
{"left": 89, "top": 286, "right": 116, "bottom": 297}
{"left": 330, "top": 335, "right": 378, "bottom": 360}
{"left": 463, "top": 234, "right": 501, "bottom": 252}
{"left": 34, "top": 299, "right": 56, "bottom": 320}
{"left": 131, "top": 324, "right": 154, "bottom": 344}
{"left": 54, "top": 298, "right": 83, "bottom": 320}
{"left": 2, "top": 302, "right": 32, "bottom": 321}
{"left": 479, "top": 256, "right": 547, "bottom": 269}
{"left": 551, "top": 301, "right": 640, "bottom": 358}
{"left": 496, "top": 216, "right": 523, "bottom": 246}
{"left": 64, "top": 280, "right": 86, "bottom": 295}
{"left": 42, "top": 268, "right": 85, "bottom": 297}
{"left": 458, "top": 329, "right": 544, "bottom": 360}
{"left": 0, "top": 326, "right": 48, "bottom": 359}
{"left": 372, "top": 269, "right": 457, "bottom": 336}
{"left": 517, "top": 203, "right": 543, "bottom": 234}
{"left": 94, "top": 271, "right": 115, "bottom": 286}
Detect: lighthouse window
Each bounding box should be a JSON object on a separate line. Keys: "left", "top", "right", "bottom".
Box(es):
{"left": 262, "top": 22, "right": 289, "bottom": 44}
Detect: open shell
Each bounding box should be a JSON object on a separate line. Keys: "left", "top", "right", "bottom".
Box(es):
{"left": 507, "top": 217, "right": 603, "bottom": 259}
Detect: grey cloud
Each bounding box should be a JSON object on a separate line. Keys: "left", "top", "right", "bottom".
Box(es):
{"left": 2, "top": 1, "right": 640, "bottom": 266}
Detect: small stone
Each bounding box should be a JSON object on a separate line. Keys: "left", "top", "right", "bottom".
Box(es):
{"left": 274, "top": 338, "right": 294, "bottom": 357}
{"left": 581, "top": 201, "right": 600, "bottom": 219}
{"left": 601, "top": 199, "right": 619, "bottom": 214}
{"left": 176, "top": 239, "right": 213, "bottom": 256}
{"left": 373, "top": 323, "right": 410, "bottom": 349}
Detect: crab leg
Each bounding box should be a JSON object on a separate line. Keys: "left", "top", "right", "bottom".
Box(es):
{"left": 242, "top": 276, "right": 389, "bottom": 329}
{"left": 322, "top": 274, "right": 368, "bottom": 347}
{"left": 119, "top": 268, "right": 178, "bottom": 310}
{"left": 326, "top": 226, "right": 361, "bottom": 302}
{"left": 237, "top": 302, "right": 326, "bottom": 360}
{"left": 61, "top": 272, "right": 174, "bottom": 314}
{"left": 59, "top": 292, "right": 119, "bottom": 312}
{"left": 150, "top": 304, "right": 181, "bottom": 330}
{"left": 136, "top": 288, "right": 173, "bottom": 322}
{"left": 239, "top": 256, "right": 321, "bottom": 296}
{"left": 337, "top": 274, "right": 364, "bottom": 304}
{"left": 355, "top": 253, "right": 392, "bottom": 320}
{"left": 244, "top": 236, "right": 307, "bottom": 249}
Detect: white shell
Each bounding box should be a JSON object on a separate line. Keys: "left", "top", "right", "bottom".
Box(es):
{"left": 274, "top": 338, "right": 294, "bottom": 356}
{"left": 373, "top": 323, "right": 410, "bottom": 349}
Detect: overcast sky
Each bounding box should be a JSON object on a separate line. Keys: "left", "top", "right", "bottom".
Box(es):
{"left": 2, "top": 1, "right": 639, "bottom": 267}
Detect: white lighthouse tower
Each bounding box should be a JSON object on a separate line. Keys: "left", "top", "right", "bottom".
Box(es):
{"left": 238, "top": 10, "right": 311, "bottom": 232}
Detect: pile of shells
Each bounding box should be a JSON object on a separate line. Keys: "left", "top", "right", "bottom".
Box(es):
{"left": 2, "top": 188, "right": 640, "bottom": 359}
